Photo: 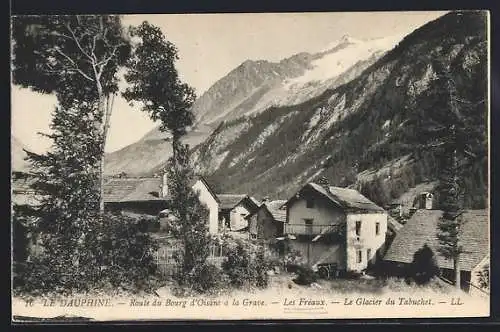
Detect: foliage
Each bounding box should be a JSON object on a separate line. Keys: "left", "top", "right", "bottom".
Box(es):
{"left": 410, "top": 244, "right": 440, "bottom": 285}
{"left": 12, "top": 15, "right": 130, "bottom": 102}
{"left": 12, "top": 15, "right": 132, "bottom": 211}
{"left": 123, "top": 21, "right": 196, "bottom": 141}
{"left": 13, "top": 213, "right": 159, "bottom": 296}
{"left": 122, "top": 20, "right": 209, "bottom": 291}
{"left": 221, "top": 239, "right": 269, "bottom": 289}
{"left": 292, "top": 265, "right": 317, "bottom": 286}
{"left": 161, "top": 144, "right": 210, "bottom": 286}
{"left": 476, "top": 262, "right": 489, "bottom": 291}
{"left": 12, "top": 210, "right": 30, "bottom": 265}
{"left": 12, "top": 100, "right": 159, "bottom": 295}
{"left": 428, "top": 63, "right": 480, "bottom": 287}
{"left": 284, "top": 248, "right": 304, "bottom": 266}
{"left": 189, "top": 263, "right": 229, "bottom": 294}
{"left": 13, "top": 102, "right": 103, "bottom": 294}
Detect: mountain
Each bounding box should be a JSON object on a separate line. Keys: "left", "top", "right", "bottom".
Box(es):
{"left": 194, "top": 11, "right": 488, "bottom": 209}
{"left": 192, "top": 34, "right": 403, "bottom": 127}
{"left": 104, "top": 33, "right": 401, "bottom": 176}
{"left": 104, "top": 127, "right": 210, "bottom": 176}
{"left": 11, "top": 136, "right": 30, "bottom": 172}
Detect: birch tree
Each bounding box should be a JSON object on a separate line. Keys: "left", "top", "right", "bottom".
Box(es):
{"left": 12, "top": 15, "right": 131, "bottom": 212}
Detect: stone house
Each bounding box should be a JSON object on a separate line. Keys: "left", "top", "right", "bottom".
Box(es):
{"left": 284, "top": 182, "right": 388, "bottom": 273}
{"left": 383, "top": 209, "right": 489, "bottom": 293}
{"left": 103, "top": 175, "right": 169, "bottom": 216}
{"left": 247, "top": 199, "right": 287, "bottom": 241}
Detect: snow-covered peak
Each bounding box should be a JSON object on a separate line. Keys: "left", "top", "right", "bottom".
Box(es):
{"left": 289, "top": 34, "right": 405, "bottom": 87}
{"left": 320, "top": 34, "right": 363, "bottom": 53}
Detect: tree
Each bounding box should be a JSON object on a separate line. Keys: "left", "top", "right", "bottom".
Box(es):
{"left": 431, "top": 61, "right": 473, "bottom": 289}
{"left": 398, "top": 55, "right": 485, "bottom": 289}
{"left": 122, "top": 22, "right": 209, "bottom": 287}
{"left": 436, "top": 142, "right": 465, "bottom": 289}
{"left": 163, "top": 144, "right": 210, "bottom": 281}
{"left": 123, "top": 21, "right": 196, "bottom": 158}
{"left": 410, "top": 244, "right": 440, "bottom": 285}
{"left": 12, "top": 15, "right": 131, "bottom": 212}
{"left": 17, "top": 101, "right": 103, "bottom": 291}
{"left": 13, "top": 100, "right": 159, "bottom": 294}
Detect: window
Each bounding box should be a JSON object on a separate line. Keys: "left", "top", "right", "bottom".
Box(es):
{"left": 367, "top": 249, "right": 372, "bottom": 260}
{"left": 355, "top": 221, "right": 362, "bottom": 236}
{"left": 375, "top": 222, "right": 380, "bottom": 235}
{"left": 357, "top": 250, "right": 362, "bottom": 263}
{"left": 250, "top": 234, "right": 257, "bottom": 240}
{"left": 304, "top": 219, "right": 313, "bottom": 235}
{"left": 306, "top": 198, "right": 314, "bottom": 208}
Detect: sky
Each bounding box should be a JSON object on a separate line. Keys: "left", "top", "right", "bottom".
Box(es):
{"left": 11, "top": 11, "right": 448, "bottom": 154}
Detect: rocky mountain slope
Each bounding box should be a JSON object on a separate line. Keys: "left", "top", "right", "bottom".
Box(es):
{"left": 104, "top": 34, "right": 400, "bottom": 176}
{"left": 192, "top": 34, "right": 403, "bottom": 127}
{"left": 194, "top": 11, "right": 488, "bottom": 208}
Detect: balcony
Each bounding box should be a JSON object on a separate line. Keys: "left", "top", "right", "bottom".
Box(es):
{"left": 284, "top": 223, "right": 342, "bottom": 236}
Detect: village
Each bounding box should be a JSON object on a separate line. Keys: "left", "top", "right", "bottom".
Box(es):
{"left": 13, "top": 169, "right": 488, "bottom": 297}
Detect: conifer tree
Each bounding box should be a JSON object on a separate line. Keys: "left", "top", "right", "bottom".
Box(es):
{"left": 122, "top": 21, "right": 209, "bottom": 285}
{"left": 433, "top": 62, "right": 469, "bottom": 289}
{"left": 19, "top": 101, "right": 103, "bottom": 290}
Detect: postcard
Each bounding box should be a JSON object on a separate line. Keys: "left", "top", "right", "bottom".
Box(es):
{"left": 11, "top": 10, "right": 490, "bottom": 322}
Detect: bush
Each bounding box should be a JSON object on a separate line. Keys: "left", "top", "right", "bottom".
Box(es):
{"left": 293, "top": 265, "right": 317, "bottom": 285}
{"left": 284, "top": 248, "right": 303, "bottom": 266}
{"left": 476, "top": 262, "right": 489, "bottom": 291}
{"left": 189, "top": 263, "right": 228, "bottom": 294}
{"left": 410, "top": 244, "right": 440, "bottom": 285}
{"left": 14, "top": 213, "right": 160, "bottom": 296}
{"left": 222, "top": 239, "right": 269, "bottom": 289}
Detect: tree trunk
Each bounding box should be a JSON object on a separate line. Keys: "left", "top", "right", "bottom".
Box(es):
{"left": 97, "top": 89, "right": 109, "bottom": 214}
{"left": 454, "top": 256, "right": 461, "bottom": 289}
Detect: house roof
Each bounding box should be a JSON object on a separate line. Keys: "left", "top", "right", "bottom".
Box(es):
{"left": 195, "top": 176, "right": 221, "bottom": 203}
{"left": 217, "top": 194, "right": 248, "bottom": 210}
{"left": 103, "top": 178, "right": 165, "bottom": 203}
{"left": 11, "top": 173, "right": 44, "bottom": 207}
{"left": 296, "top": 183, "right": 384, "bottom": 213}
{"left": 384, "top": 209, "right": 489, "bottom": 271}
{"left": 265, "top": 200, "right": 287, "bottom": 222}
{"left": 249, "top": 196, "right": 261, "bottom": 207}
{"left": 387, "top": 215, "right": 404, "bottom": 233}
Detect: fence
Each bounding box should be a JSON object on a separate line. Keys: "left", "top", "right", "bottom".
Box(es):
{"left": 154, "top": 243, "right": 226, "bottom": 278}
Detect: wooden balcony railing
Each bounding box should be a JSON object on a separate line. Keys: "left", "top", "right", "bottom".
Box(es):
{"left": 284, "top": 223, "right": 338, "bottom": 235}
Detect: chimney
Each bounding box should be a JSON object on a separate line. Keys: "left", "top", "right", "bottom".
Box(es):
{"left": 161, "top": 172, "right": 169, "bottom": 198}
{"left": 425, "top": 193, "right": 434, "bottom": 210}
{"left": 418, "top": 192, "right": 434, "bottom": 210}
{"left": 261, "top": 196, "right": 269, "bottom": 205}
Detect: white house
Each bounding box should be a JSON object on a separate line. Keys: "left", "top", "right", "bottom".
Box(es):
{"left": 191, "top": 177, "right": 260, "bottom": 235}
{"left": 284, "top": 182, "right": 388, "bottom": 273}
{"left": 192, "top": 177, "right": 221, "bottom": 235}
{"left": 221, "top": 195, "right": 260, "bottom": 231}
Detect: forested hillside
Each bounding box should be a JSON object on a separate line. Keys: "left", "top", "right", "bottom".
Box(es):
{"left": 194, "top": 11, "right": 488, "bottom": 208}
